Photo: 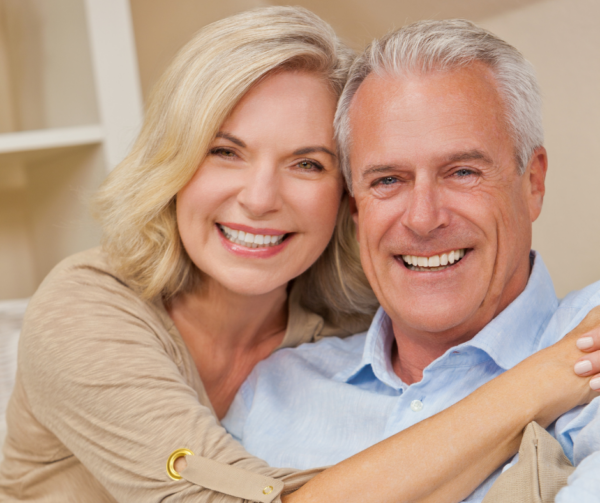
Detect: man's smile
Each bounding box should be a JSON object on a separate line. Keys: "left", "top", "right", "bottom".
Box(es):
{"left": 400, "top": 249, "right": 468, "bottom": 272}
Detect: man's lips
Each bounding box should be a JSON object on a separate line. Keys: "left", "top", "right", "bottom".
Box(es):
{"left": 399, "top": 248, "right": 470, "bottom": 271}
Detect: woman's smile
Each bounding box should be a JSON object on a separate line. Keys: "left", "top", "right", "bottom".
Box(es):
{"left": 217, "top": 223, "right": 289, "bottom": 248}
{"left": 217, "top": 223, "right": 293, "bottom": 258}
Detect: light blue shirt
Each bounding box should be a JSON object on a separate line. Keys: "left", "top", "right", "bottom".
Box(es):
{"left": 223, "top": 254, "right": 600, "bottom": 502}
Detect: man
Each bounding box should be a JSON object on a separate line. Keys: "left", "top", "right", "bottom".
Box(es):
{"left": 222, "top": 20, "right": 600, "bottom": 501}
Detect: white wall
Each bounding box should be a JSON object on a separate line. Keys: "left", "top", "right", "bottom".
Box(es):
{"left": 479, "top": 0, "right": 600, "bottom": 297}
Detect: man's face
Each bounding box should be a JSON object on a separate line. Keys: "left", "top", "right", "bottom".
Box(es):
{"left": 349, "top": 63, "right": 547, "bottom": 346}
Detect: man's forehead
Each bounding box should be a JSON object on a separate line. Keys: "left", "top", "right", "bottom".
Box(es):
{"left": 350, "top": 63, "right": 503, "bottom": 118}
{"left": 347, "top": 64, "right": 512, "bottom": 172}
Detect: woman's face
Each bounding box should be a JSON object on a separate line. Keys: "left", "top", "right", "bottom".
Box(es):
{"left": 177, "top": 71, "right": 343, "bottom": 296}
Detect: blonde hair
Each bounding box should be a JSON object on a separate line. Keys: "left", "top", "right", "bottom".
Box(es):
{"left": 93, "top": 6, "right": 378, "bottom": 330}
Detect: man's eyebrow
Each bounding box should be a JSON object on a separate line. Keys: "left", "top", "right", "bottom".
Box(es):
{"left": 293, "top": 146, "right": 337, "bottom": 158}
{"left": 215, "top": 132, "right": 246, "bottom": 148}
{"left": 360, "top": 150, "right": 493, "bottom": 179}
{"left": 445, "top": 150, "right": 494, "bottom": 165}
{"left": 361, "top": 165, "right": 399, "bottom": 178}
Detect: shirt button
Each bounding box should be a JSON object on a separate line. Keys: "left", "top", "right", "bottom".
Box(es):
{"left": 410, "top": 400, "right": 424, "bottom": 412}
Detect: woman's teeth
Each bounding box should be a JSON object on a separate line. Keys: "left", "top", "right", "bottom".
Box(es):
{"left": 402, "top": 249, "right": 466, "bottom": 271}
{"left": 219, "top": 224, "right": 286, "bottom": 248}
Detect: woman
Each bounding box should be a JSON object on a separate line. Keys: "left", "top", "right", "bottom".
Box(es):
{"left": 0, "top": 6, "right": 598, "bottom": 503}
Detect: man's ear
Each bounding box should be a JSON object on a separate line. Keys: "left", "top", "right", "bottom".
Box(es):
{"left": 349, "top": 196, "right": 360, "bottom": 241}
{"left": 526, "top": 146, "right": 548, "bottom": 222}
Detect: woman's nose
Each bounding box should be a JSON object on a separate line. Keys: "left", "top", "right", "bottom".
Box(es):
{"left": 237, "top": 163, "right": 283, "bottom": 217}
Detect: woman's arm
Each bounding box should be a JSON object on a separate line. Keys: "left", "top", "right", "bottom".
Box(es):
{"left": 282, "top": 307, "right": 600, "bottom": 503}
{"left": 13, "top": 256, "right": 302, "bottom": 502}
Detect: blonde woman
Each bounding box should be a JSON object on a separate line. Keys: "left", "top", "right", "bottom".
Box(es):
{"left": 0, "top": 6, "right": 599, "bottom": 503}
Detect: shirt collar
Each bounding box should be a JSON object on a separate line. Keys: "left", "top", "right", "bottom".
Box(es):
{"left": 334, "top": 251, "right": 558, "bottom": 386}
{"left": 333, "top": 306, "right": 405, "bottom": 388}
{"left": 465, "top": 252, "right": 558, "bottom": 370}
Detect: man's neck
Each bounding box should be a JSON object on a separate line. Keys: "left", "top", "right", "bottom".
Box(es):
{"left": 391, "top": 254, "right": 535, "bottom": 385}
{"left": 391, "top": 328, "right": 474, "bottom": 385}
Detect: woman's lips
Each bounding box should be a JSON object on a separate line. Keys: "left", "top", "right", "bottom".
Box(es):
{"left": 218, "top": 222, "right": 288, "bottom": 236}
{"left": 218, "top": 224, "right": 287, "bottom": 248}
{"left": 217, "top": 224, "right": 292, "bottom": 258}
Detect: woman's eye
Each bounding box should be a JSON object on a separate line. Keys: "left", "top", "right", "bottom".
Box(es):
{"left": 296, "top": 160, "right": 323, "bottom": 171}
{"left": 210, "top": 147, "right": 236, "bottom": 158}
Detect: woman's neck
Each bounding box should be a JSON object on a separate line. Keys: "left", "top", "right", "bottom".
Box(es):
{"left": 166, "top": 277, "right": 288, "bottom": 418}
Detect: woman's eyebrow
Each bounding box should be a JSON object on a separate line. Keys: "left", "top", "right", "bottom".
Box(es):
{"left": 214, "top": 134, "right": 335, "bottom": 159}
{"left": 215, "top": 132, "right": 246, "bottom": 148}
{"left": 293, "top": 146, "right": 337, "bottom": 158}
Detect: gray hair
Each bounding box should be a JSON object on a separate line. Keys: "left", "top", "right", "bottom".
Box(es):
{"left": 335, "top": 19, "right": 544, "bottom": 191}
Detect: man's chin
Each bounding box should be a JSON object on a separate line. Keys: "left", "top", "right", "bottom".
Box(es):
{"left": 389, "top": 303, "right": 483, "bottom": 339}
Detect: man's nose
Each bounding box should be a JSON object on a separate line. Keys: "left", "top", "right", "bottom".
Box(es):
{"left": 237, "top": 163, "right": 282, "bottom": 217}
{"left": 400, "top": 178, "right": 448, "bottom": 236}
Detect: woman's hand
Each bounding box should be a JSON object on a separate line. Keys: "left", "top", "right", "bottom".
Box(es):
{"left": 518, "top": 305, "right": 600, "bottom": 428}
{"left": 574, "top": 326, "right": 600, "bottom": 390}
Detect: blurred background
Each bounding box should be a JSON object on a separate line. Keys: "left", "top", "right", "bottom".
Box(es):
{"left": 0, "top": 0, "right": 599, "bottom": 303}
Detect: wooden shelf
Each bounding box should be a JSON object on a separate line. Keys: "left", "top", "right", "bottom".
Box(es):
{"left": 0, "top": 0, "right": 142, "bottom": 302}
{"left": 0, "top": 125, "right": 104, "bottom": 156}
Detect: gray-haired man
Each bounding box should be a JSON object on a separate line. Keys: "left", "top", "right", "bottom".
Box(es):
{"left": 222, "top": 20, "right": 600, "bottom": 502}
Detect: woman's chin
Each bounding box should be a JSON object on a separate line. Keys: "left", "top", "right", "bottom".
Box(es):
{"left": 207, "top": 272, "right": 292, "bottom": 298}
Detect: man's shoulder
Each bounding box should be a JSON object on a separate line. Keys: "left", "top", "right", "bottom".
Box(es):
{"left": 559, "top": 279, "right": 600, "bottom": 312}
{"left": 539, "top": 279, "right": 600, "bottom": 347}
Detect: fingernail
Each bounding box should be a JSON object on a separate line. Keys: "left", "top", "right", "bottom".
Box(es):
{"left": 591, "top": 377, "right": 600, "bottom": 391}
{"left": 575, "top": 360, "right": 593, "bottom": 375}
{"left": 577, "top": 337, "right": 594, "bottom": 350}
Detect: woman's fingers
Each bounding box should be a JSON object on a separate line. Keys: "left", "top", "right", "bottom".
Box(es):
{"left": 575, "top": 353, "right": 600, "bottom": 383}
{"left": 574, "top": 327, "right": 600, "bottom": 390}
{"left": 570, "top": 318, "right": 600, "bottom": 390}
{"left": 574, "top": 331, "right": 600, "bottom": 389}
{"left": 576, "top": 327, "right": 600, "bottom": 352}
{"left": 574, "top": 351, "right": 600, "bottom": 375}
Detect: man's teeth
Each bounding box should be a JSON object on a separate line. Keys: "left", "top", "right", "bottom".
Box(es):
{"left": 219, "top": 224, "right": 285, "bottom": 248}
{"left": 402, "top": 249, "right": 466, "bottom": 271}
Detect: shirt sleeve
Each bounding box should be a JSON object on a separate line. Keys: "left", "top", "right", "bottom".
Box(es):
{"left": 18, "top": 262, "right": 305, "bottom": 502}
{"left": 555, "top": 450, "right": 600, "bottom": 502}
{"left": 553, "top": 397, "right": 600, "bottom": 503}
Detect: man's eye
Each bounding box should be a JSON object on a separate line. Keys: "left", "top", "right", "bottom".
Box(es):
{"left": 454, "top": 168, "right": 474, "bottom": 177}
{"left": 376, "top": 176, "right": 398, "bottom": 186}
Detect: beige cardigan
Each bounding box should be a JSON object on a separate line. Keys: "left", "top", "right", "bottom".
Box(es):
{"left": 0, "top": 248, "right": 359, "bottom": 502}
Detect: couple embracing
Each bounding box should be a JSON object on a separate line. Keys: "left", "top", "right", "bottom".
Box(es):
{"left": 1, "top": 7, "right": 600, "bottom": 503}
